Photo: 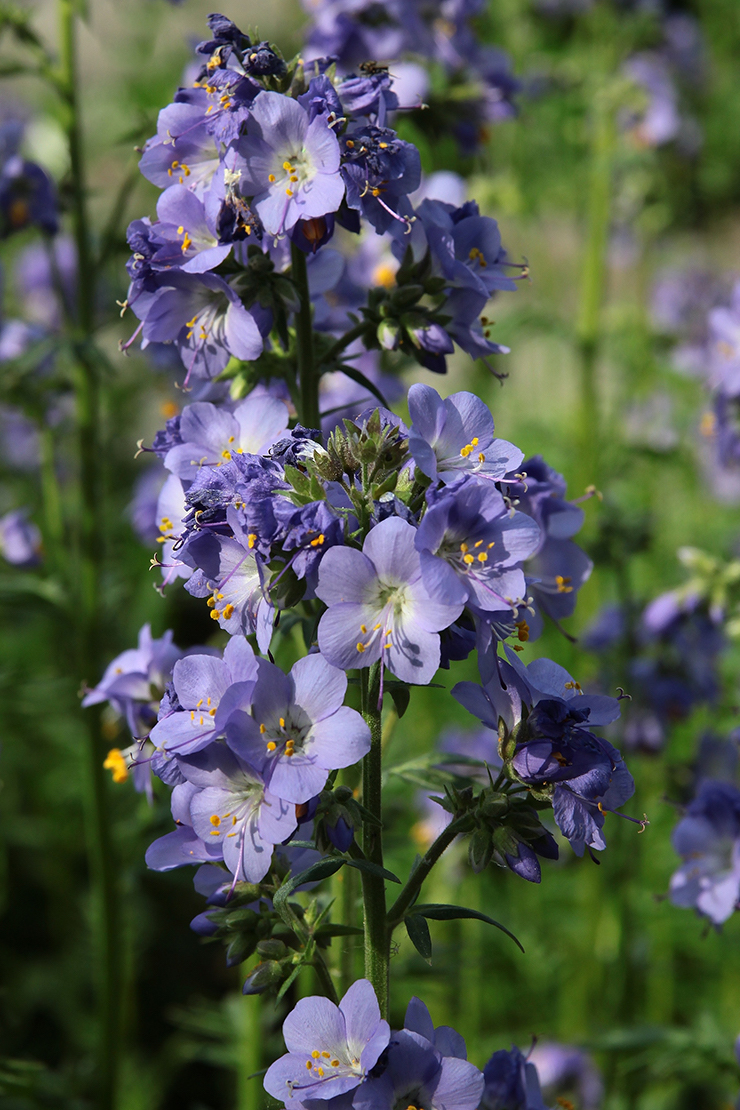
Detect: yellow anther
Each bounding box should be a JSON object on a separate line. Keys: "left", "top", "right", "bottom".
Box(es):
{"left": 346, "top": 139, "right": 355, "bottom": 148}
{"left": 471, "top": 437, "right": 479, "bottom": 446}
{"left": 211, "top": 609, "right": 221, "bottom": 620}
{"left": 312, "top": 1051, "right": 321, "bottom": 1059}
{"left": 279, "top": 717, "right": 286, "bottom": 728}
{"left": 478, "top": 452, "right": 485, "bottom": 463}
{"left": 310, "top": 534, "right": 325, "bottom": 546}
{"left": 283, "top": 161, "right": 293, "bottom": 171}
{"left": 373, "top": 623, "right": 381, "bottom": 630}
{"left": 460, "top": 543, "right": 469, "bottom": 553}
{"left": 190, "top": 710, "right": 195, "bottom": 720}
{"left": 208, "top": 707, "right": 217, "bottom": 717}
{"left": 290, "top": 175, "right": 299, "bottom": 183}
{"left": 515, "top": 620, "right": 529, "bottom": 642}
{"left": 103, "top": 749, "right": 128, "bottom": 785}
{"left": 196, "top": 699, "right": 204, "bottom": 707}
{"left": 469, "top": 247, "right": 487, "bottom": 267}
{"left": 306, "top": 1062, "right": 313, "bottom": 1071}
{"left": 232, "top": 815, "right": 237, "bottom": 825}
{"left": 357, "top": 643, "right": 366, "bottom": 653}
{"left": 260, "top": 724, "right": 266, "bottom": 734}
{"left": 460, "top": 444, "right": 472, "bottom": 458}
{"left": 267, "top": 741, "right": 277, "bottom": 752}
{"left": 223, "top": 603, "right": 235, "bottom": 619}
{"left": 209, "top": 830, "right": 220, "bottom": 836}
{"left": 221, "top": 449, "right": 231, "bottom": 460}
{"left": 487, "top": 541, "right": 495, "bottom": 548}
{"left": 474, "top": 540, "right": 483, "bottom": 547}
{"left": 269, "top": 174, "right": 276, "bottom": 183}
{"left": 181, "top": 233, "right": 192, "bottom": 253}
{"left": 372, "top": 262, "right": 396, "bottom": 288}
{"left": 331, "top": 1060, "right": 340, "bottom": 1067}
{"left": 463, "top": 554, "right": 475, "bottom": 565}
{"left": 360, "top": 624, "right": 367, "bottom": 634}
{"left": 210, "top": 815, "right": 221, "bottom": 826}
{"left": 317, "top": 1068, "right": 324, "bottom": 1077}
{"left": 477, "top": 552, "right": 488, "bottom": 563}
{"left": 286, "top": 188, "right": 294, "bottom": 197}
{"left": 556, "top": 575, "right": 573, "bottom": 594}
{"left": 248, "top": 533, "right": 257, "bottom": 548}
{"left": 321, "top": 1052, "right": 331, "bottom": 1059}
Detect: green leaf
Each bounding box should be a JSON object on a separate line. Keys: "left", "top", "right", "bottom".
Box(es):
{"left": 314, "top": 924, "right": 364, "bottom": 938}
{"left": 276, "top": 962, "right": 304, "bottom": 1002}
{"left": 273, "top": 858, "right": 345, "bottom": 927}
{"left": 388, "top": 682, "right": 410, "bottom": 718}
{"left": 412, "top": 904, "right": 524, "bottom": 953}
{"left": 405, "top": 914, "right": 432, "bottom": 962}
{"left": 345, "top": 859, "right": 401, "bottom": 883}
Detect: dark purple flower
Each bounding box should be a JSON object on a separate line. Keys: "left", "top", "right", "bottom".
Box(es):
{"left": 480, "top": 1046, "right": 547, "bottom": 1110}
{"left": 352, "top": 1028, "right": 483, "bottom": 1110}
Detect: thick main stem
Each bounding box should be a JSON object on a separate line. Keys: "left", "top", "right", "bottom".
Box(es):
{"left": 359, "top": 665, "right": 389, "bottom": 1018}
{"left": 291, "top": 243, "right": 320, "bottom": 430}
{"left": 576, "top": 85, "right": 614, "bottom": 490}
{"left": 58, "top": 5, "right": 120, "bottom": 1108}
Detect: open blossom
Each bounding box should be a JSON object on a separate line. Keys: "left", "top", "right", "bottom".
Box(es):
{"left": 226, "top": 653, "right": 371, "bottom": 803}
{"left": 316, "top": 517, "right": 465, "bottom": 685}
{"left": 415, "top": 477, "right": 541, "bottom": 615}
{"left": 264, "top": 979, "right": 390, "bottom": 1101}
{"left": 163, "top": 394, "right": 290, "bottom": 480}
{"left": 353, "top": 1028, "right": 484, "bottom": 1110}
{"left": 407, "top": 385, "right": 523, "bottom": 484}
{"left": 139, "top": 101, "right": 222, "bottom": 196}
{"left": 233, "top": 91, "right": 344, "bottom": 235}
{"left": 148, "top": 635, "right": 258, "bottom": 756}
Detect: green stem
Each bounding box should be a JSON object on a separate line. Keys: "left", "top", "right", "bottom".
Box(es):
{"left": 39, "top": 426, "right": 64, "bottom": 572}
{"left": 339, "top": 864, "right": 358, "bottom": 997}
{"left": 291, "top": 243, "right": 319, "bottom": 430}
{"left": 359, "top": 664, "right": 389, "bottom": 1018}
{"left": 234, "top": 988, "right": 261, "bottom": 1110}
{"left": 576, "top": 84, "right": 614, "bottom": 489}
{"left": 58, "top": 4, "right": 120, "bottom": 1108}
{"left": 320, "top": 323, "right": 367, "bottom": 368}
{"left": 386, "top": 816, "right": 470, "bottom": 929}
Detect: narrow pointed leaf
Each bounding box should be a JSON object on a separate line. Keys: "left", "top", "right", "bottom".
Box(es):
{"left": 405, "top": 914, "right": 432, "bottom": 962}
{"left": 412, "top": 904, "right": 524, "bottom": 953}
{"left": 345, "top": 859, "right": 401, "bottom": 883}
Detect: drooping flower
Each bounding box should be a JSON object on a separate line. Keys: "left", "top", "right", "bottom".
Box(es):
{"left": 479, "top": 1046, "right": 548, "bottom": 1110}
{"left": 233, "top": 91, "right": 344, "bottom": 235}
{"left": 316, "top": 516, "right": 466, "bottom": 685}
{"left": 263, "top": 979, "right": 390, "bottom": 1101}
{"left": 225, "top": 653, "right": 371, "bottom": 804}
{"left": 407, "top": 385, "right": 523, "bottom": 485}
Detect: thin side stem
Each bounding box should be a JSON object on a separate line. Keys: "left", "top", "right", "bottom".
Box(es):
{"left": 359, "top": 664, "right": 389, "bottom": 1018}
{"left": 386, "top": 816, "right": 470, "bottom": 929}
{"left": 58, "top": 4, "right": 120, "bottom": 1108}
{"left": 291, "top": 243, "right": 319, "bottom": 430}
{"left": 319, "top": 323, "right": 367, "bottom": 368}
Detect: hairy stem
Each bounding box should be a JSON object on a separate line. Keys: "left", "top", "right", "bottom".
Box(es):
{"left": 386, "top": 816, "right": 470, "bottom": 929}
{"left": 291, "top": 243, "right": 319, "bottom": 430}
{"left": 576, "top": 83, "right": 614, "bottom": 489}
{"left": 359, "top": 664, "right": 389, "bottom": 1017}
{"left": 58, "top": 4, "right": 120, "bottom": 1108}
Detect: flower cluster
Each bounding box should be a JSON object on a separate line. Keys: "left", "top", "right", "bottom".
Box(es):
{"left": 300, "top": 0, "right": 519, "bottom": 157}
{"left": 121, "top": 12, "right": 522, "bottom": 401}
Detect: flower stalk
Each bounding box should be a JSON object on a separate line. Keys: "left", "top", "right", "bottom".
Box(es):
{"left": 359, "top": 663, "right": 389, "bottom": 1018}
{"left": 291, "top": 241, "right": 320, "bottom": 430}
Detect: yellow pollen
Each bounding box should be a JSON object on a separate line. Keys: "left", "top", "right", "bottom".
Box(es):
{"left": 312, "top": 1052, "right": 321, "bottom": 1059}
{"left": 463, "top": 554, "right": 475, "bottom": 565}
{"left": 181, "top": 233, "right": 192, "bottom": 253}
{"left": 196, "top": 699, "right": 204, "bottom": 708}
{"left": 477, "top": 552, "right": 488, "bottom": 562}
{"left": 331, "top": 1060, "right": 340, "bottom": 1067}
{"left": 103, "top": 749, "right": 128, "bottom": 785}
{"left": 372, "top": 262, "right": 396, "bottom": 288}
{"left": 290, "top": 175, "right": 298, "bottom": 183}
{"left": 478, "top": 452, "right": 485, "bottom": 463}
{"left": 556, "top": 575, "right": 573, "bottom": 594}
{"left": 269, "top": 174, "right": 276, "bottom": 183}
{"left": 248, "top": 533, "right": 257, "bottom": 548}
{"left": 210, "top": 815, "right": 221, "bottom": 826}
{"left": 208, "top": 707, "right": 217, "bottom": 716}
{"left": 321, "top": 1053, "right": 331, "bottom": 1059}
{"left": 474, "top": 540, "right": 483, "bottom": 547}
{"left": 460, "top": 543, "right": 469, "bottom": 553}
{"left": 286, "top": 188, "right": 294, "bottom": 197}
{"left": 279, "top": 717, "right": 286, "bottom": 728}
{"left": 373, "top": 623, "right": 381, "bottom": 630}
{"left": 283, "top": 161, "right": 293, "bottom": 171}
{"left": 211, "top": 609, "right": 221, "bottom": 620}
{"left": 260, "top": 723, "right": 267, "bottom": 734}
{"left": 223, "top": 604, "right": 234, "bottom": 619}
{"left": 317, "top": 1068, "right": 324, "bottom": 1077}
{"left": 360, "top": 624, "right": 367, "bottom": 634}
{"left": 346, "top": 139, "right": 355, "bottom": 148}
{"left": 515, "top": 620, "right": 529, "bottom": 642}
{"left": 357, "top": 643, "right": 366, "bottom": 653}
{"left": 177, "top": 225, "right": 184, "bottom": 234}
{"left": 471, "top": 437, "right": 479, "bottom": 446}
{"left": 221, "top": 449, "right": 231, "bottom": 460}
{"left": 469, "top": 247, "right": 487, "bottom": 267}
{"left": 310, "top": 533, "right": 325, "bottom": 546}
{"left": 306, "top": 1062, "right": 312, "bottom": 1071}
{"left": 267, "top": 741, "right": 277, "bottom": 752}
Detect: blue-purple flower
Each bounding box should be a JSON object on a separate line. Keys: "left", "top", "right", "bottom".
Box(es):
{"left": 264, "top": 979, "right": 390, "bottom": 1101}
{"left": 316, "top": 517, "right": 465, "bottom": 685}
{"left": 225, "top": 653, "right": 370, "bottom": 803}
{"left": 670, "top": 780, "right": 740, "bottom": 925}
{"left": 0, "top": 508, "right": 41, "bottom": 566}
{"left": 352, "top": 1028, "right": 483, "bottom": 1110}
{"left": 233, "top": 92, "right": 344, "bottom": 235}
{"left": 407, "top": 385, "right": 523, "bottom": 485}
{"left": 163, "top": 393, "right": 289, "bottom": 480}
{"left": 480, "top": 1046, "right": 547, "bottom": 1110}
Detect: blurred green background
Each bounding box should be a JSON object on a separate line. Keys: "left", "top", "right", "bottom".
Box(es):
{"left": 2, "top": 0, "right": 740, "bottom": 1107}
